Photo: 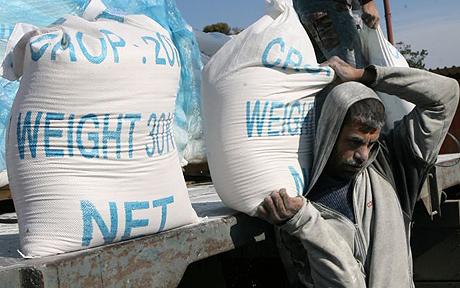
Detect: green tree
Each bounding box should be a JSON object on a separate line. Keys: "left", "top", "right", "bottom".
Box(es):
{"left": 203, "top": 22, "right": 231, "bottom": 35}
{"left": 203, "top": 23, "right": 244, "bottom": 35}
{"left": 396, "top": 41, "right": 429, "bottom": 70}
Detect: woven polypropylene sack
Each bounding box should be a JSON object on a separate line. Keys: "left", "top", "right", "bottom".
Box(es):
{"left": 201, "top": 0, "right": 334, "bottom": 215}
{"left": 1, "top": 0, "right": 205, "bottom": 169}
{"left": 4, "top": 0, "right": 198, "bottom": 257}
{"left": 359, "top": 25, "right": 415, "bottom": 129}
{"left": 95, "top": 0, "right": 205, "bottom": 166}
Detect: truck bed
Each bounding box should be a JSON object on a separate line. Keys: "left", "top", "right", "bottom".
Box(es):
{"left": 0, "top": 185, "right": 272, "bottom": 288}
{"left": 0, "top": 154, "right": 459, "bottom": 288}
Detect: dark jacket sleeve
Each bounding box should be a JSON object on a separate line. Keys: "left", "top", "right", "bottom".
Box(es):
{"left": 371, "top": 66, "right": 459, "bottom": 218}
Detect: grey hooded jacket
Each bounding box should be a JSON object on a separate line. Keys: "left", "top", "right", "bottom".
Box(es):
{"left": 277, "top": 66, "right": 459, "bottom": 288}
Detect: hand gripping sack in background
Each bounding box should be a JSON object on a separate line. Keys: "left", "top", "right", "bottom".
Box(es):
{"left": 359, "top": 25, "right": 415, "bottom": 130}
{"left": 201, "top": 0, "right": 335, "bottom": 215}
{"left": 2, "top": 0, "right": 198, "bottom": 257}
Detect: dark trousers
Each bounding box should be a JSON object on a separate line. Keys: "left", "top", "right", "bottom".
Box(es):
{"left": 293, "top": 0, "right": 366, "bottom": 68}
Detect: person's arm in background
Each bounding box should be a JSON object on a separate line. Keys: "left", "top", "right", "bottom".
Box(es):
{"left": 361, "top": 0, "right": 380, "bottom": 29}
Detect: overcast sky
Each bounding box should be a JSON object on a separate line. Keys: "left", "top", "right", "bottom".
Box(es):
{"left": 176, "top": 0, "right": 460, "bottom": 69}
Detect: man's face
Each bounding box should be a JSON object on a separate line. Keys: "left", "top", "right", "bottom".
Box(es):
{"left": 325, "top": 120, "right": 381, "bottom": 181}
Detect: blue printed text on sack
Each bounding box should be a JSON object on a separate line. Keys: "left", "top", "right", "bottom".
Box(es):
{"left": 16, "top": 111, "right": 175, "bottom": 160}
{"left": 246, "top": 100, "right": 315, "bottom": 137}
{"left": 261, "top": 37, "right": 331, "bottom": 76}
{"left": 80, "top": 196, "right": 174, "bottom": 246}
{"left": 289, "top": 166, "right": 308, "bottom": 196}
{"left": 29, "top": 29, "right": 180, "bottom": 67}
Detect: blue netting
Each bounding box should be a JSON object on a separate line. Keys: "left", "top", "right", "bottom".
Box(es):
{"left": 0, "top": 23, "right": 19, "bottom": 172}
{"left": 0, "top": 79, "right": 18, "bottom": 171}
{"left": 0, "top": 0, "right": 87, "bottom": 25}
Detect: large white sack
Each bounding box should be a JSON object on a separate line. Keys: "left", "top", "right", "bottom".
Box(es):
{"left": 3, "top": 0, "right": 198, "bottom": 257}
{"left": 359, "top": 25, "right": 415, "bottom": 129}
{"left": 202, "top": 0, "right": 334, "bottom": 215}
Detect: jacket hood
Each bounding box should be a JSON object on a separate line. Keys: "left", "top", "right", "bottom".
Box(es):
{"left": 306, "top": 81, "right": 384, "bottom": 194}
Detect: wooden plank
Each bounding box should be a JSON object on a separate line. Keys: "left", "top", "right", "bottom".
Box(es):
{"left": 0, "top": 186, "right": 10, "bottom": 202}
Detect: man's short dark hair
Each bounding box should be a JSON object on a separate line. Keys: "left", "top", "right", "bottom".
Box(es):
{"left": 344, "top": 98, "right": 385, "bottom": 130}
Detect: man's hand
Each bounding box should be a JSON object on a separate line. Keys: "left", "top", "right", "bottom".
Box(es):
{"left": 256, "top": 189, "right": 305, "bottom": 225}
{"left": 321, "top": 56, "right": 364, "bottom": 82}
{"left": 361, "top": 1, "right": 380, "bottom": 29}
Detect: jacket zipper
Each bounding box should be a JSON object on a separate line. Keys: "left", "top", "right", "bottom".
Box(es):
{"left": 312, "top": 201, "right": 367, "bottom": 265}
{"left": 351, "top": 174, "right": 368, "bottom": 273}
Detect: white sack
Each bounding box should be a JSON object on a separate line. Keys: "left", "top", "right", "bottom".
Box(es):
{"left": 202, "top": 0, "right": 334, "bottom": 215}
{"left": 193, "top": 29, "right": 232, "bottom": 58}
{"left": 4, "top": 0, "right": 198, "bottom": 257}
{"left": 360, "top": 25, "right": 415, "bottom": 129}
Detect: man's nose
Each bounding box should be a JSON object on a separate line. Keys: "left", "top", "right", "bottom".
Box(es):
{"left": 354, "top": 146, "right": 370, "bottom": 164}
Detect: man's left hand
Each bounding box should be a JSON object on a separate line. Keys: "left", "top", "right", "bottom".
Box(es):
{"left": 256, "top": 189, "right": 305, "bottom": 225}
{"left": 362, "top": 1, "right": 380, "bottom": 29}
